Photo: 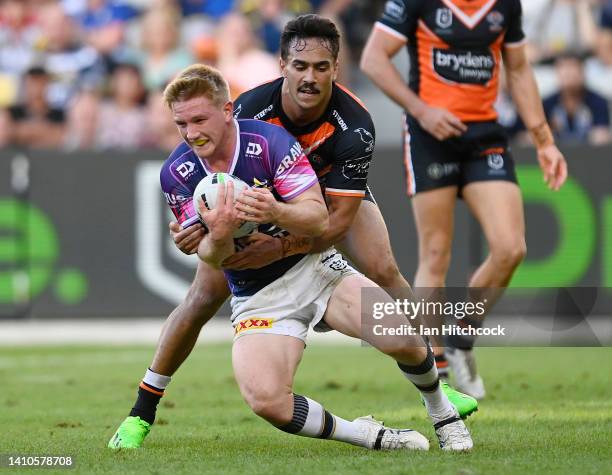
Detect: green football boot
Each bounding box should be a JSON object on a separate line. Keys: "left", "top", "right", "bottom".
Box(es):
{"left": 440, "top": 381, "right": 478, "bottom": 419}
{"left": 108, "top": 416, "right": 151, "bottom": 449}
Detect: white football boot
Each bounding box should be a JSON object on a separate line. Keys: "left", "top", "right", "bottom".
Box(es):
{"left": 433, "top": 410, "right": 474, "bottom": 451}
{"left": 446, "top": 347, "right": 486, "bottom": 400}
{"left": 353, "top": 415, "right": 430, "bottom": 451}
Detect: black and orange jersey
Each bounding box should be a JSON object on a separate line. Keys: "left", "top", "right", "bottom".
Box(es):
{"left": 233, "top": 77, "right": 375, "bottom": 199}
{"left": 376, "top": 0, "right": 525, "bottom": 122}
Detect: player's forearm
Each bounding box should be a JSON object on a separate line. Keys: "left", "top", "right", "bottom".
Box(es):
{"left": 197, "top": 235, "right": 234, "bottom": 269}
{"left": 273, "top": 199, "right": 328, "bottom": 238}
{"left": 360, "top": 50, "right": 424, "bottom": 117}
{"left": 506, "top": 64, "right": 554, "bottom": 148}
{"left": 278, "top": 218, "right": 351, "bottom": 257}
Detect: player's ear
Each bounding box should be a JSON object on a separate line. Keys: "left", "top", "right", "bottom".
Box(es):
{"left": 280, "top": 57, "right": 287, "bottom": 77}
{"left": 332, "top": 60, "right": 339, "bottom": 82}
{"left": 223, "top": 101, "right": 233, "bottom": 121}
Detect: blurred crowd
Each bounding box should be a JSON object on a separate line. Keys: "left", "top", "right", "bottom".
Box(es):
{"left": 0, "top": 0, "right": 611, "bottom": 152}
{"left": 497, "top": 0, "right": 612, "bottom": 145}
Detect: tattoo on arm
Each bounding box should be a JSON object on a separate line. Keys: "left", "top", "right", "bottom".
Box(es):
{"left": 529, "top": 121, "right": 555, "bottom": 149}
{"left": 280, "top": 235, "right": 313, "bottom": 258}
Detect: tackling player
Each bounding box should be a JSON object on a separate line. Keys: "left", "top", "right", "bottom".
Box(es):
{"left": 108, "top": 15, "right": 477, "bottom": 449}
{"left": 360, "top": 0, "right": 568, "bottom": 398}
{"left": 109, "top": 63, "right": 473, "bottom": 451}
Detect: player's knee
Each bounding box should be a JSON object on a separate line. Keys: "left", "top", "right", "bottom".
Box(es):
{"left": 419, "top": 239, "right": 452, "bottom": 277}
{"left": 379, "top": 337, "right": 422, "bottom": 363}
{"left": 245, "top": 389, "right": 293, "bottom": 425}
{"left": 365, "top": 258, "right": 403, "bottom": 288}
{"left": 490, "top": 239, "right": 526, "bottom": 271}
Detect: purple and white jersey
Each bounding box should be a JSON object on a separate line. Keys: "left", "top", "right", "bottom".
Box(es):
{"left": 160, "top": 118, "right": 319, "bottom": 297}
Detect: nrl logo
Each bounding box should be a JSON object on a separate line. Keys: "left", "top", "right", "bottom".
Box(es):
{"left": 436, "top": 8, "right": 453, "bottom": 29}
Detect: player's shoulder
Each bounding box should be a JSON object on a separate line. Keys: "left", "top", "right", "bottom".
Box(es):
{"left": 162, "top": 141, "right": 194, "bottom": 169}
{"left": 238, "top": 117, "right": 294, "bottom": 141}
{"left": 378, "top": 0, "right": 427, "bottom": 22}
{"left": 331, "top": 83, "right": 375, "bottom": 138}
{"left": 234, "top": 77, "right": 282, "bottom": 119}
{"left": 160, "top": 141, "right": 200, "bottom": 187}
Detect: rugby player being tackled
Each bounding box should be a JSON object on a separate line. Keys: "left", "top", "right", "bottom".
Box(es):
{"left": 108, "top": 15, "right": 477, "bottom": 451}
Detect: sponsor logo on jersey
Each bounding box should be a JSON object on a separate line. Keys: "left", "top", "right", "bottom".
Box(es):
{"left": 487, "top": 11, "right": 504, "bottom": 32}
{"left": 436, "top": 8, "right": 453, "bottom": 29}
{"left": 277, "top": 142, "right": 304, "bottom": 174}
{"left": 164, "top": 192, "right": 189, "bottom": 205}
{"left": 254, "top": 104, "right": 274, "bottom": 120}
{"left": 354, "top": 127, "right": 374, "bottom": 153}
{"left": 234, "top": 318, "right": 274, "bottom": 334}
{"left": 332, "top": 109, "right": 348, "bottom": 131}
{"left": 433, "top": 48, "right": 495, "bottom": 85}
{"left": 252, "top": 177, "right": 270, "bottom": 189}
{"left": 382, "top": 0, "right": 407, "bottom": 23}
{"left": 176, "top": 161, "right": 196, "bottom": 179}
{"left": 342, "top": 156, "right": 370, "bottom": 180}
{"left": 246, "top": 142, "right": 263, "bottom": 157}
{"left": 427, "top": 162, "right": 459, "bottom": 180}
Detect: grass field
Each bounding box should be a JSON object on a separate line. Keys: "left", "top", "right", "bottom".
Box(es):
{"left": 2, "top": 344, "right": 611, "bottom": 474}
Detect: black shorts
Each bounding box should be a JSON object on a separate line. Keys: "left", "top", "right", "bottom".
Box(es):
{"left": 403, "top": 117, "right": 518, "bottom": 196}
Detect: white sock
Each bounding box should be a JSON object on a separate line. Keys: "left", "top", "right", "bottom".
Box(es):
{"left": 397, "top": 350, "right": 454, "bottom": 420}
{"left": 143, "top": 368, "right": 172, "bottom": 390}
{"left": 278, "top": 394, "right": 368, "bottom": 447}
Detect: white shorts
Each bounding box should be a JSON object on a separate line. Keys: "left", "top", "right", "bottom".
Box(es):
{"left": 230, "top": 248, "right": 359, "bottom": 342}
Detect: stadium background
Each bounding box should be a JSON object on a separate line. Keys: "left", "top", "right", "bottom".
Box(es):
{"left": 0, "top": 2, "right": 610, "bottom": 473}
{"left": 0, "top": 0, "right": 611, "bottom": 323}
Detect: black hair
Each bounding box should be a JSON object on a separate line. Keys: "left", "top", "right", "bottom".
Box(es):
{"left": 25, "top": 66, "right": 48, "bottom": 77}
{"left": 280, "top": 14, "right": 340, "bottom": 61}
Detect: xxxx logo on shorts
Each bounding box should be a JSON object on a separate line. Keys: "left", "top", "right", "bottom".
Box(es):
{"left": 234, "top": 318, "right": 274, "bottom": 335}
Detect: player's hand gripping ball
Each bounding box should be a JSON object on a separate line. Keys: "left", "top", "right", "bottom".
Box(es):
{"left": 193, "top": 173, "right": 258, "bottom": 238}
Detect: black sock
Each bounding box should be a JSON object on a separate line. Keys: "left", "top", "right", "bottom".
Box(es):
{"left": 129, "top": 382, "right": 164, "bottom": 425}
{"left": 447, "top": 316, "right": 482, "bottom": 350}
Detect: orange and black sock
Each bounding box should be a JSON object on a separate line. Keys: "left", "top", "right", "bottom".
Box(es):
{"left": 129, "top": 382, "right": 164, "bottom": 424}
{"left": 128, "top": 368, "right": 171, "bottom": 424}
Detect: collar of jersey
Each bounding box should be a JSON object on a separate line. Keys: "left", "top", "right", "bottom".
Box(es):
{"left": 197, "top": 118, "right": 241, "bottom": 176}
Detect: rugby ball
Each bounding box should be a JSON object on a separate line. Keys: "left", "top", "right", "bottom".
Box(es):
{"left": 193, "top": 173, "right": 258, "bottom": 238}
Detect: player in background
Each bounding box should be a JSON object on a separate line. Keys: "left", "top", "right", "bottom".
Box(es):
{"left": 109, "top": 63, "right": 473, "bottom": 451}
{"left": 360, "top": 0, "right": 568, "bottom": 399}
{"left": 108, "top": 15, "right": 477, "bottom": 449}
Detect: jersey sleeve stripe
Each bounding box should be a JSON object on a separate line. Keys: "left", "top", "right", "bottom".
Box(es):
{"left": 325, "top": 188, "right": 366, "bottom": 197}
{"left": 375, "top": 22, "right": 408, "bottom": 43}
{"left": 280, "top": 176, "right": 318, "bottom": 201}
{"left": 181, "top": 215, "right": 200, "bottom": 229}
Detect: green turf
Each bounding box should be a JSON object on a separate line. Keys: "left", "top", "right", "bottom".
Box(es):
{"left": 1, "top": 345, "right": 611, "bottom": 474}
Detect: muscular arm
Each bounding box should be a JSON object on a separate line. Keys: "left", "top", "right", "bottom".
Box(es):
{"left": 281, "top": 194, "right": 361, "bottom": 256}
{"left": 359, "top": 26, "right": 423, "bottom": 117}
{"left": 503, "top": 45, "right": 552, "bottom": 143}
{"left": 503, "top": 44, "right": 568, "bottom": 190}
{"left": 223, "top": 193, "right": 357, "bottom": 270}
{"left": 197, "top": 232, "right": 235, "bottom": 269}
{"left": 273, "top": 185, "right": 329, "bottom": 237}
{"left": 236, "top": 184, "right": 328, "bottom": 238}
